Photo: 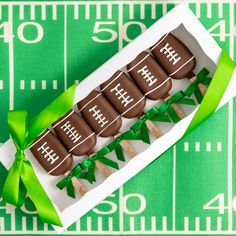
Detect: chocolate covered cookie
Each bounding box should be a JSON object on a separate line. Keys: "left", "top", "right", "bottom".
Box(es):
{"left": 78, "top": 90, "right": 122, "bottom": 137}
{"left": 127, "top": 51, "right": 185, "bottom": 120}
{"left": 101, "top": 71, "right": 145, "bottom": 118}
{"left": 127, "top": 52, "right": 172, "bottom": 100}
{"left": 53, "top": 110, "right": 96, "bottom": 156}
{"left": 150, "top": 33, "right": 196, "bottom": 79}
{"left": 30, "top": 129, "right": 72, "bottom": 176}
{"left": 151, "top": 33, "right": 207, "bottom": 95}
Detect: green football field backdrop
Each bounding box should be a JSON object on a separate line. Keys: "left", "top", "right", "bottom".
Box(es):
{"left": 0, "top": 0, "right": 236, "bottom": 235}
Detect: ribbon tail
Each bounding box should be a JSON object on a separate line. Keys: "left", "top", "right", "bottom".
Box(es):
{"left": 194, "top": 86, "right": 204, "bottom": 104}
{"left": 56, "top": 178, "right": 75, "bottom": 199}
{"left": 167, "top": 105, "right": 181, "bottom": 123}
{"left": 87, "top": 163, "right": 96, "bottom": 184}
{"left": 65, "top": 181, "right": 75, "bottom": 199}
{"left": 150, "top": 114, "right": 171, "bottom": 123}
{"left": 201, "top": 77, "right": 212, "bottom": 85}
{"left": 20, "top": 160, "right": 62, "bottom": 226}
{"left": 114, "top": 144, "right": 125, "bottom": 162}
{"left": 2, "top": 162, "right": 27, "bottom": 207}
{"left": 76, "top": 172, "right": 87, "bottom": 180}
{"left": 99, "top": 157, "right": 119, "bottom": 170}
{"left": 140, "top": 123, "right": 151, "bottom": 144}
{"left": 175, "top": 97, "right": 196, "bottom": 105}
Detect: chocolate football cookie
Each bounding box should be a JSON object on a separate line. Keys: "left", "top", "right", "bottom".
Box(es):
{"left": 151, "top": 32, "right": 208, "bottom": 97}
{"left": 100, "top": 71, "right": 145, "bottom": 118}
{"left": 77, "top": 90, "right": 122, "bottom": 138}
{"left": 127, "top": 51, "right": 172, "bottom": 100}
{"left": 30, "top": 129, "right": 72, "bottom": 176}
{"left": 53, "top": 110, "right": 96, "bottom": 156}
{"left": 78, "top": 90, "right": 136, "bottom": 157}
{"left": 150, "top": 33, "right": 196, "bottom": 79}
{"left": 127, "top": 51, "right": 185, "bottom": 120}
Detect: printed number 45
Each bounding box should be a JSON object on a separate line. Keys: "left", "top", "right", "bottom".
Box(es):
{"left": 203, "top": 194, "right": 236, "bottom": 214}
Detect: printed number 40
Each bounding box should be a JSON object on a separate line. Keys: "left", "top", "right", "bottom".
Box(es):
{"left": 203, "top": 193, "right": 236, "bottom": 214}
{"left": 0, "top": 22, "right": 43, "bottom": 43}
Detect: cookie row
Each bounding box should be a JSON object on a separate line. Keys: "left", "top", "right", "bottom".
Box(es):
{"left": 29, "top": 32, "right": 207, "bottom": 196}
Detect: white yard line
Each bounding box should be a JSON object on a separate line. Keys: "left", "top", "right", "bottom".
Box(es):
{"left": 0, "top": 80, "right": 3, "bottom": 90}
{"left": 228, "top": 99, "right": 233, "bottom": 231}
{"left": 206, "top": 2, "right": 212, "bottom": 18}
{"left": 107, "top": 3, "right": 112, "bottom": 19}
{"left": 0, "top": 5, "right": 2, "bottom": 20}
{"left": 64, "top": 4, "right": 67, "bottom": 90}
{"left": 52, "top": 4, "right": 57, "bottom": 20}
{"left": 8, "top": 5, "right": 14, "bottom": 110}
{"left": 19, "top": 4, "right": 24, "bottom": 19}
{"left": 30, "top": 4, "right": 35, "bottom": 20}
{"left": 172, "top": 145, "right": 176, "bottom": 231}
{"left": 41, "top": 4, "right": 46, "bottom": 20}
{"left": 119, "top": 186, "right": 124, "bottom": 233}
{"left": 74, "top": 4, "right": 79, "bottom": 19}
{"left": 118, "top": 3, "right": 123, "bottom": 51}
{"left": 217, "top": 142, "right": 222, "bottom": 152}
{"left": 227, "top": 2, "right": 234, "bottom": 231}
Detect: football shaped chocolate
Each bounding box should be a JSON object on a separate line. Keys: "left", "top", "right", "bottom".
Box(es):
{"left": 150, "top": 33, "right": 196, "bottom": 79}
{"left": 30, "top": 129, "right": 73, "bottom": 176}
{"left": 53, "top": 110, "right": 96, "bottom": 156}
{"left": 77, "top": 90, "right": 122, "bottom": 137}
{"left": 127, "top": 51, "right": 172, "bottom": 100}
{"left": 100, "top": 71, "right": 145, "bottom": 118}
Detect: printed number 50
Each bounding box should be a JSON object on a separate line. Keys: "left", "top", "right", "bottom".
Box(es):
{"left": 92, "top": 21, "right": 146, "bottom": 43}
{"left": 0, "top": 22, "right": 43, "bottom": 43}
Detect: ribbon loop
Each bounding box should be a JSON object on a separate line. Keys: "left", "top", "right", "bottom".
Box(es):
{"left": 2, "top": 84, "right": 77, "bottom": 226}
{"left": 56, "top": 163, "right": 86, "bottom": 198}
{"left": 83, "top": 147, "right": 119, "bottom": 183}
{"left": 3, "top": 110, "right": 63, "bottom": 226}
{"left": 185, "top": 69, "right": 211, "bottom": 103}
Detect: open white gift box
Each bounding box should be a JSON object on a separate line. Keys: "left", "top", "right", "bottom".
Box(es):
{"left": 1, "top": 2, "right": 236, "bottom": 233}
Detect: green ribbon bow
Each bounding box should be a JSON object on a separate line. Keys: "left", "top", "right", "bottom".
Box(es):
{"left": 3, "top": 111, "right": 62, "bottom": 226}
{"left": 83, "top": 147, "right": 119, "bottom": 183}
{"left": 108, "top": 131, "right": 136, "bottom": 162}
{"left": 185, "top": 68, "right": 212, "bottom": 103}
{"left": 130, "top": 107, "right": 171, "bottom": 144}
{"left": 56, "top": 163, "right": 87, "bottom": 198}
{"left": 159, "top": 69, "right": 212, "bottom": 122}
{"left": 158, "top": 91, "right": 196, "bottom": 123}
{"left": 3, "top": 84, "right": 77, "bottom": 226}
{"left": 108, "top": 129, "right": 154, "bottom": 162}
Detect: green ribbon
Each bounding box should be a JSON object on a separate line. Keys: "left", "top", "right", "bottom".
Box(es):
{"left": 185, "top": 68, "right": 212, "bottom": 103}
{"left": 84, "top": 147, "right": 120, "bottom": 183}
{"left": 108, "top": 129, "right": 154, "bottom": 161}
{"left": 57, "top": 127, "right": 157, "bottom": 192}
{"left": 158, "top": 91, "right": 196, "bottom": 123}
{"left": 185, "top": 50, "right": 235, "bottom": 134}
{"left": 159, "top": 69, "right": 211, "bottom": 122}
{"left": 3, "top": 111, "right": 62, "bottom": 226}
{"left": 108, "top": 131, "right": 136, "bottom": 162}
{"left": 3, "top": 84, "right": 77, "bottom": 226}
{"left": 130, "top": 107, "right": 171, "bottom": 144}
{"left": 56, "top": 163, "right": 87, "bottom": 198}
